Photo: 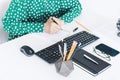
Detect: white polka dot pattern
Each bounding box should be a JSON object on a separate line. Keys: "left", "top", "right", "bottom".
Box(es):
{"left": 2, "top": 0, "right": 82, "bottom": 40}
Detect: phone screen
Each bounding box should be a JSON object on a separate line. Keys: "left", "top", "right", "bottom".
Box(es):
{"left": 95, "top": 43, "right": 119, "bottom": 56}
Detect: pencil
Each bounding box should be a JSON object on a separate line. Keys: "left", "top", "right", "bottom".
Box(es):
{"left": 66, "top": 41, "right": 78, "bottom": 61}
{"left": 75, "top": 20, "right": 90, "bottom": 31}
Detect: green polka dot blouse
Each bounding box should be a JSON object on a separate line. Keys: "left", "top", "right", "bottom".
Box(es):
{"left": 2, "top": 0, "right": 82, "bottom": 40}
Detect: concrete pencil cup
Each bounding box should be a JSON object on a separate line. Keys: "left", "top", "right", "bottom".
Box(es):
{"left": 55, "top": 58, "right": 74, "bottom": 77}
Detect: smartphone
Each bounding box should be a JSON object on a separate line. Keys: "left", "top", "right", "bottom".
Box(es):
{"left": 95, "top": 43, "right": 119, "bottom": 57}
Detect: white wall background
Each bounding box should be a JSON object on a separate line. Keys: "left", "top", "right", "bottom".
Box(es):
{"left": 80, "top": 0, "right": 120, "bottom": 18}
{"left": 0, "top": 0, "right": 11, "bottom": 28}
{"left": 0, "top": 0, "right": 11, "bottom": 43}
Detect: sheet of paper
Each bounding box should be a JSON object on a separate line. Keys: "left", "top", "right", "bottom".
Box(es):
{"left": 33, "top": 22, "right": 82, "bottom": 42}
{"left": 32, "top": 30, "right": 70, "bottom": 42}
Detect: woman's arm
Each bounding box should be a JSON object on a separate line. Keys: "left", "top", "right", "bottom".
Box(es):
{"left": 60, "top": 0, "right": 82, "bottom": 23}
{"left": 2, "top": 0, "right": 44, "bottom": 36}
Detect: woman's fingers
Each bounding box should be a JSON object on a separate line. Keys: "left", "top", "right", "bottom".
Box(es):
{"left": 44, "top": 17, "right": 63, "bottom": 34}
{"left": 50, "top": 22, "right": 61, "bottom": 34}
{"left": 52, "top": 17, "right": 64, "bottom": 26}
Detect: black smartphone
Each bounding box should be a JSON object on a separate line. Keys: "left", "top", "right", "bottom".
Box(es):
{"left": 95, "top": 43, "right": 119, "bottom": 57}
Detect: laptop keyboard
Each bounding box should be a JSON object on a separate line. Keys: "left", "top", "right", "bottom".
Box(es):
{"left": 35, "top": 31, "right": 99, "bottom": 63}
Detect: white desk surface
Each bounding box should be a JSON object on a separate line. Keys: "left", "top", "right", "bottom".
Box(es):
{"left": 0, "top": 0, "right": 120, "bottom": 79}
{"left": 0, "top": 19, "right": 120, "bottom": 80}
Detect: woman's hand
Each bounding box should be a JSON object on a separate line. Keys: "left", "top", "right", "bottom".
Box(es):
{"left": 44, "top": 17, "right": 64, "bottom": 34}
{"left": 52, "top": 17, "right": 64, "bottom": 26}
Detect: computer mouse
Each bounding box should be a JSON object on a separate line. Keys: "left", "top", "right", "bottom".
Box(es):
{"left": 20, "top": 45, "right": 35, "bottom": 57}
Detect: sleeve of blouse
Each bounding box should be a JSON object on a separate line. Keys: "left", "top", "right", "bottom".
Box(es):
{"left": 60, "top": 0, "right": 82, "bottom": 23}
{"left": 2, "top": 0, "right": 44, "bottom": 36}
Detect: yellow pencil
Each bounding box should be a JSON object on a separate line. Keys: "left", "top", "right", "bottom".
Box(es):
{"left": 66, "top": 41, "right": 78, "bottom": 61}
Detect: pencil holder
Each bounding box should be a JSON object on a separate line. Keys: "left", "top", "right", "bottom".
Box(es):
{"left": 55, "top": 58, "right": 74, "bottom": 77}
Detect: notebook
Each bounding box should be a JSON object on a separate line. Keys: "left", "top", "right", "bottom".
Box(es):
{"left": 72, "top": 49, "right": 111, "bottom": 76}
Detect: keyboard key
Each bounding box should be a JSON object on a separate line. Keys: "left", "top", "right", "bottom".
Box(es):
{"left": 35, "top": 31, "right": 99, "bottom": 63}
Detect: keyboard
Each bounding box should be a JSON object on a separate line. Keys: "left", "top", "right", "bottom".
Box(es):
{"left": 35, "top": 31, "right": 99, "bottom": 63}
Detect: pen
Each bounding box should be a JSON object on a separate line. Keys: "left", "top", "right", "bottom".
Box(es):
{"left": 78, "top": 42, "right": 82, "bottom": 47}
{"left": 83, "top": 54, "right": 98, "bottom": 65}
{"left": 58, "top": 45, "right": 63, "bottom": 58}
{"left": 73, "top": 27, "right": 78, "bottom": 32}
{"left": 66, "top": 41, "right": 78, "bottom": 61}
{"left": 75, "top": 20, "right": 90, "bottom": 31}
{"left": 51, "top": 17, "right": 59, "bottom": 25}
{"left": 63, "top": 43, "right": 67, "bottom": 61}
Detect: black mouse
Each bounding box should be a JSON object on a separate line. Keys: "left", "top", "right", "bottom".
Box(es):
{"left": 20, "top": 45, "right": 35, "bottom": 57}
